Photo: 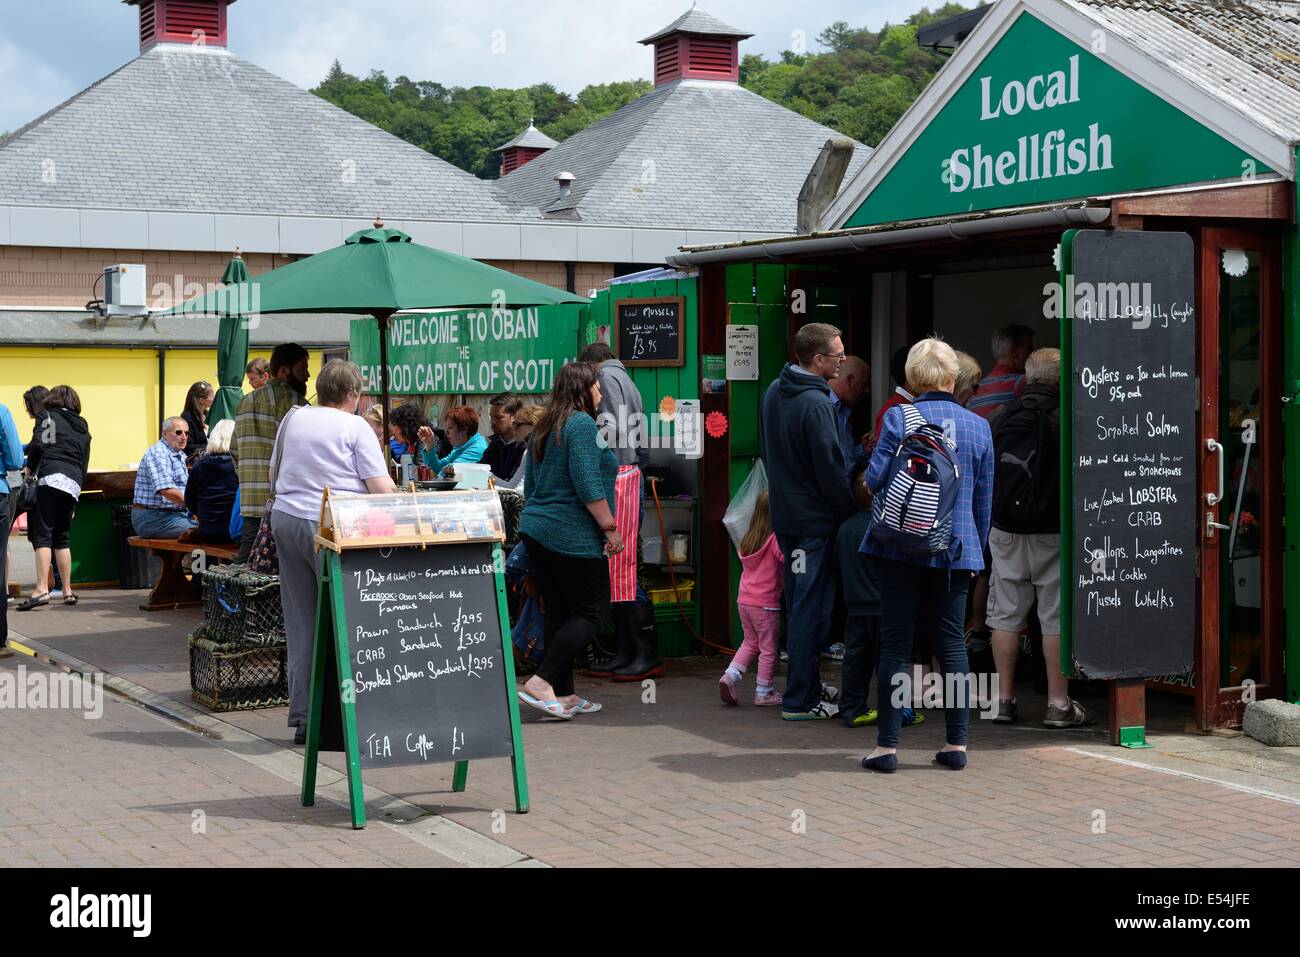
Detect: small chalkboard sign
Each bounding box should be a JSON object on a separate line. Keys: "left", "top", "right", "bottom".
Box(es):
{"left": 616, "top": 297, "right": 684, "bottom": 368}
{"left": 1062, "top": 229, "right": 1197, "bottom": 681}
{"left": 300, "top": 490, "right": 528, "bottom": 828}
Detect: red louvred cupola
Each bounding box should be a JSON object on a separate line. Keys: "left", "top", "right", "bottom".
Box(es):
{"left": 639, "top": 5, "right": 753, "bottom": 86}
{"left": 494, "top": 119, "right": 560, "bottom": 176}
{"left": 126, "top": 0, "right": 234, "bottom": 52}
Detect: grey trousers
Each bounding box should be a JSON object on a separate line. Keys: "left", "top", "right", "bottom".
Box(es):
{"left": 269, "top": 510, "right": 320, "bottom": 730}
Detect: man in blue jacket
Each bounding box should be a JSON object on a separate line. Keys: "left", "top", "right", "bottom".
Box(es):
{"left": 0, "top": 401, "right": 25, "bottom": 656}
{"left": 760, "top": 322, "right": 858, "bottom": 719}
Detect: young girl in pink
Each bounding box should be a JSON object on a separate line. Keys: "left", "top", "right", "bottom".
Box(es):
{"left": 719, "top": 491, "right": 784, "bottom": 706}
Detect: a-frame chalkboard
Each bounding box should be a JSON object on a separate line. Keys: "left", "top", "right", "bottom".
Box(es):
{"left": 300, "top": 490, "right": 528, "bottom": 828}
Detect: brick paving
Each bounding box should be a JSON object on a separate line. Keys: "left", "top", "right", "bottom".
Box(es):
{"left": 6, "top": 590, "right": 1300, "bottom": 868}
{"left": 0, "top": 654, "right": 458, "bottom": 867}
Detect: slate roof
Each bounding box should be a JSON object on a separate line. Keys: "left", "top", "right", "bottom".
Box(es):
{"left": 0, "top": 309, "right": 352, "bottom": 348}
{"left": 493, "top": 79, "right": 872, "bottom": 232}
{"left": 0, "top": 43, "right": 536, "bottom": 222}
{"left": 1068, "top": 0, "right": 1300, "bottom": 144}
{"left": 640, "top": 8, "right": 754, "bottom": 43}
{"left": 495, "top": 123, "right": 560, "bottom": 152}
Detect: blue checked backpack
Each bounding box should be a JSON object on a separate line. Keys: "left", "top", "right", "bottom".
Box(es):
{"left": 866, "top": 403, "right": 962, "bottom": 561}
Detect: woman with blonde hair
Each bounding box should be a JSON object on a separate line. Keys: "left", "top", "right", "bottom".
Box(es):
{"left": 860, "top": 337, "right": 994, "bottom": 773}
{"left": 184, "top": 418, "right": 238, "bottom": 543}
{"left": 953, "top": 351, "right": 982, "bottom": 407}
{"left": 499, "top": 404, "right": 543, "bottom": 492}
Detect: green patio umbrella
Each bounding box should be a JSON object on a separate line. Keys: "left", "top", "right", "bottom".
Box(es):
{"left": 209, "top": 248, "right": 250, "bottom": 425}
{"left": 163, "top": 218, "right": 588, "bottom": 439}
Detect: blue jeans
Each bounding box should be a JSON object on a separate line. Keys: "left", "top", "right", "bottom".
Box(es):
{"left": 839, "top": 614, "right": 880, "bottom": 725}
{"left": 777, "top": 534, "right": 836, "bottom": 713}
{"left": 131, "top": 507, "right": 195, "bottom": 539}
{"left": 875, "top": 559, "right": 973, "bottom": 748}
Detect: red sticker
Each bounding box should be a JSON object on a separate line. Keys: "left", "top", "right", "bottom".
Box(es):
{"left": 706, "top": 411, "right": 729, "bottom": 439}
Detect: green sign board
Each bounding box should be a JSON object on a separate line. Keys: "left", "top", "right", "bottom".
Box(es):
{"left": 846, "top": 12, "right": 1270, "bottom": 227}
{"left": 350, "top": 303, "right": 587, "bottom": 395}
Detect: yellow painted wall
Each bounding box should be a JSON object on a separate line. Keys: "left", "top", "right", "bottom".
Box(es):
{"left": 0, "top": 347, "right": 329, "bottom": 472}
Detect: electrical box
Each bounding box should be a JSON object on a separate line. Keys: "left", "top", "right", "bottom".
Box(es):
{"left": 104, "top": 264, "right": 148, "bottom": 316}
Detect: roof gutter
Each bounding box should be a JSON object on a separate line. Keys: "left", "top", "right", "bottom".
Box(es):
{"left": 666, "top": 204, "right": 1112, "bottom": 267}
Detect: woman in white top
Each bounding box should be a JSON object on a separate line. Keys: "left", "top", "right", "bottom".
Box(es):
{"left": 269, "top": 360, "right": 396, "bottom": 744}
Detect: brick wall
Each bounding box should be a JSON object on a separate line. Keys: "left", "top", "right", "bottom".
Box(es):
{"left": 0, "top": 246, "right": 283, "bottom": 308}
{"left": 0, "top": 246, "right": 615, "bottom": 308}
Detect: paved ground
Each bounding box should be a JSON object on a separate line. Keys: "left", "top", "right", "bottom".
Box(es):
{"left": 0, "top": 654, "right": 459, "bottom": 867}
{"left": 5, "top": 582, "right": 1300, "bottom": 868}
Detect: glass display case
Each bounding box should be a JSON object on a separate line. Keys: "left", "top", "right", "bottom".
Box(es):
{"left": 316, "top": 488, "right": 505, "bottom": 550}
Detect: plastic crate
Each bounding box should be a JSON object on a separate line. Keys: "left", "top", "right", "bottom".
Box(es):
{"left": 197, "top": 564, "right": 284, "bottom": 646}
{"left": 647, "top": 578, "right": 695, "bottom": 605}
{"left": 188, "top": 634, "right": 288, "bottom": 712}
{"left": 653, "top": 601, "right": 697, "bottom": 658}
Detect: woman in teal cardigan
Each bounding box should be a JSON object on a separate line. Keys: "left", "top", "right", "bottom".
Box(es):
{"left": 417, "top": 405, "right": 488, "bottom": 476}
{"left": 518, "top": 361, "right": 620, "bottom": 720}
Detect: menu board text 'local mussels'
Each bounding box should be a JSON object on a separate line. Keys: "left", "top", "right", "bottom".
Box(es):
{"left": 1068, "top": 230, "right": 1196, "bottom": 680}
{"left": 339, "top": 542, "right": 514, "bottom": 768}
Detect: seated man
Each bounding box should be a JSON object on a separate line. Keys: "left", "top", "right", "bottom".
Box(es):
{"left": 132, "top": 417, "right": 197, "bottom": 540}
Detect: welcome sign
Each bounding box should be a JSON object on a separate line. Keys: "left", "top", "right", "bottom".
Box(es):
{"left": 350, "top": 303, "right": 587, "bottom": 395}
{"left": 845, "top": 12, "right": 1269, "bottom": 227}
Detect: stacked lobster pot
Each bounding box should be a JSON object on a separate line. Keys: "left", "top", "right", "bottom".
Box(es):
{"left": 187, "top": 564, "right": 289, "bottom": 712}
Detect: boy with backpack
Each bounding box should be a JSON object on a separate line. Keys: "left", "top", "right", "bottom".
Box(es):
{"left": 986, "top": 348, "right": 1092, "bottom": 728}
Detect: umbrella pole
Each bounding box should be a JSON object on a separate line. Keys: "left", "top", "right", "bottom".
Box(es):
{"left": 377, "top": 310, "right": 394, "bottom": 464}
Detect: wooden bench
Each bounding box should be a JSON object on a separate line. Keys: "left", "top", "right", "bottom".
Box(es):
{"left": 127, "top": 536, "right": 239, "bottom": 612}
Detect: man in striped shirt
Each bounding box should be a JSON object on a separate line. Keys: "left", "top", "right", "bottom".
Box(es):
{"left": 967, "top": 324, "right": 1035, "bottom": 421}
{"left": 232, "top": 343, "right": 309, "bottom": 561}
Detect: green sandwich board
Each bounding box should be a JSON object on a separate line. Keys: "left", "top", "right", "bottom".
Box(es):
{"left": 300, "top": 490, "right": 529, "bottom": 828}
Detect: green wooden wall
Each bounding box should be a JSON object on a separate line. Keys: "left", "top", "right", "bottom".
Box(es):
{"left": 587, "top": 278, "right": 701, "bottom": 653}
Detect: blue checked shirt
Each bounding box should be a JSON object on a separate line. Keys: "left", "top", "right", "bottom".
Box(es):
{"left": 134, "top": 439, "right": 189, "bottom": 510}
{"left": 862, "top": 391, "right": 994, "bottom": 571}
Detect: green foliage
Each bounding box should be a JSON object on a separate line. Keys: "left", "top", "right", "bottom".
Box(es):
{"left": 312, "top": 4, "right": 970, "bottom": 175}
{"left": 743, "top": 4, "right": 969, "bottom": 146}
{"left": 313, "top": 60, "right": 649, "bottom": 178}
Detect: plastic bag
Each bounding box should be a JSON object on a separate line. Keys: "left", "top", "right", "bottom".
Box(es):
{"left": 722, "top": 458, "right": 768, "bottom": 549}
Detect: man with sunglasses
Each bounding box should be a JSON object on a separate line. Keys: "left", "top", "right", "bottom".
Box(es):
{"left": 759, "top": 322, "right": 859, "bottom": 720}
{"left": 131, "top": 417, "right": 197, "bottom": 540}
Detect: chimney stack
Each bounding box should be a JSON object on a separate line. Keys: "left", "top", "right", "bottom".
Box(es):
{"left": 127, "top": 0, "right": 234, "bottom": 53}
{"left": 554, "top": 172, "right": 575, "bottom": 202}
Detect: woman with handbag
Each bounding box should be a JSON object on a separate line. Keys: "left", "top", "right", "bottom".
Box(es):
{"left": 268, "top": 361, "right": 396, "bottom": 745}
{"left": 516, "top": 361, "right": 620, "bottom": 720}
{"left": 17, "top": 385, "right": 92, "bottom": 611}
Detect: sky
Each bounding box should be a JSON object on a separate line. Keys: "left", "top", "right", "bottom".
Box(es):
{"left": 0, "top": 0, "right": 943, "bottom": 132}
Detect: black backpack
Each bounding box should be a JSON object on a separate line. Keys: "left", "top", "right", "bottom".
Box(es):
{"left": 991, "top": 396, "right": 1059, "bottom": 534}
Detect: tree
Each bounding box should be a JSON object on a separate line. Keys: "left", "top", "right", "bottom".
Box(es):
{"left": 311, "top": 4, "right": 971, "bottom": 171}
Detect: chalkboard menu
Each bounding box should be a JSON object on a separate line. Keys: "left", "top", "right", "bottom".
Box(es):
{"left": 301, "top": 490, "right": 528, "bottom": 827}
{"left": 339, "top": 543, "right": 515, "bottom": 767}
{"left": 1066, "top": 229, "right": 1196, "bottom": 679}
{"left": 617, "top": 297, "right": 684, "bottom": 367}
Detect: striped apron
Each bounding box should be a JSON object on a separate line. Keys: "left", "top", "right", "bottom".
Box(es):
{"left": 608, "top": 464, "right": 641, "bottom": 602}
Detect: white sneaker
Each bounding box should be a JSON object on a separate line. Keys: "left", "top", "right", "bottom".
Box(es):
{"left": 823, "top": 642, "right": 846, "bottom": 661}
{"left": 781, "top": 700, "right": 840, "bottom": 721}
{"left": 51, "top": 589, "right": 63, "bottom": 599}
{"left": 820, "top": 682, "right": 840, "bottom": 703}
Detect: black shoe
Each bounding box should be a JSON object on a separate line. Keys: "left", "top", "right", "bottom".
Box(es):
{"left": 934, "top": 749, "right": 967, "bottom": 770}
{"left": 861, "top": 753, "right": 898, "bottom": 773}
{"left": 293, "top": 728, "right": 306, "bottom": 746}
{"left": 16, "top": 594, "right": 49, "bottom": 611}
{"left": 588, "top": 603, "right": 638, "bottom": 676}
